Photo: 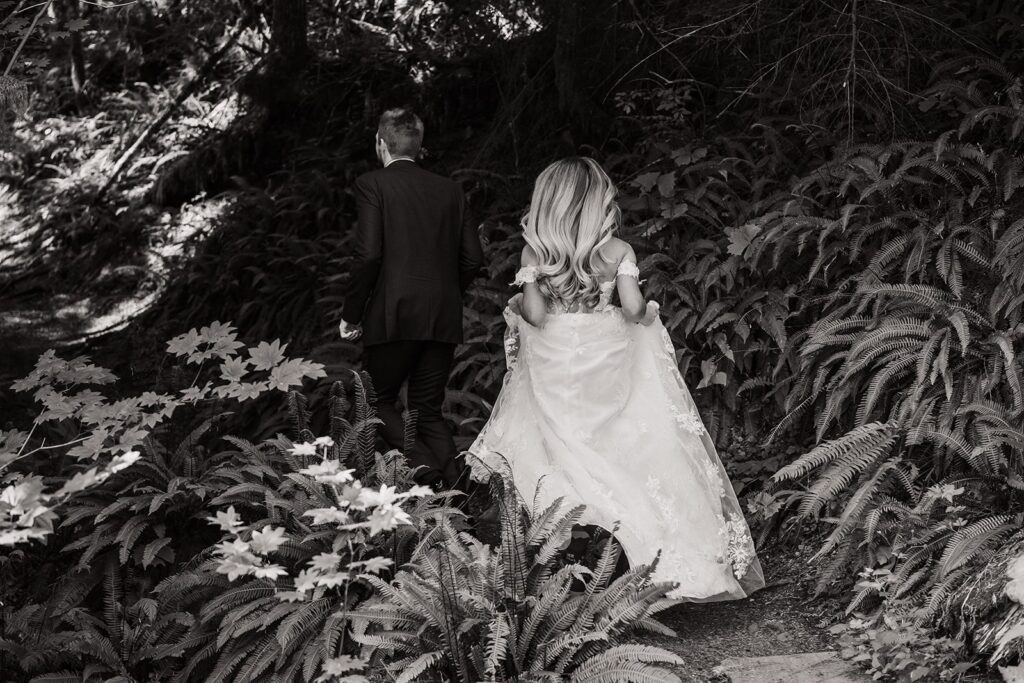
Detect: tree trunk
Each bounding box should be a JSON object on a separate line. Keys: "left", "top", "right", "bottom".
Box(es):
{"left": 66, "top": 0, "right": 85, "bottom": 95}
{"left": 271, "top": 0, "right": 308, "bottom": 67}
{"left": 48, "top": 0, "right": 86, "bottom": 96}
{"left": 552, "top": 0, "right": 581, "bottom": 118}
{"left": 544, "top": 0, "right": 619, "bottom": 142}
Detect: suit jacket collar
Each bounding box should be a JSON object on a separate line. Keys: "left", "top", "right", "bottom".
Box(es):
{"left": 385, "top": 158, "right": 417, "bottom": 169}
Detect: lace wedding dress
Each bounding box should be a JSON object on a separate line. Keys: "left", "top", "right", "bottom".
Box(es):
{"left": 466, "top": 260, "right": 765, "bottom": 601}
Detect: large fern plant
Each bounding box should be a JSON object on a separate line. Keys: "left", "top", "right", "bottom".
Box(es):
{"left": 349, "top": 478, "right": 683, "bottom": 682}
{"left": 757, "top": 55, "right": 1024, "bottom": 622}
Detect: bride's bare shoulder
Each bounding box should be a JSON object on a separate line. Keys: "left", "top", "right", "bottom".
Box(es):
{"left": 596, "top": 238, "right": 635, "bottom": 274}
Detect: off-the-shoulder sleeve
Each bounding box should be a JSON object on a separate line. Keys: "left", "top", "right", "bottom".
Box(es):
{"left": 616, "top": 260, "right": 640, "bottom": 279}
{"left": 512, "top": 265, "right": 539, "bottom": 287}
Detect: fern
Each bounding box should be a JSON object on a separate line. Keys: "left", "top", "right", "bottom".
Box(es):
{"left": 355, "top": 488, "right": 676, "bottom": 682}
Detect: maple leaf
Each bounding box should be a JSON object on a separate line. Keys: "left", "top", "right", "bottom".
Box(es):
{"left": 724, "top": 223, "right": 761, "bottom": 257}
{"left": 179, "top": 383, "right": 210, "bottom": 403}
{"left": 294, "top": 569, "right": 319, "bottom": 593}
{"left": 198, "top": 321, "right": 236, "bottom": 343}
{"left": 167, "top": 329, "right": 202, "bottom": 357}
{"left": 2, "top": 18, "right": 29, "bottom": 34}
{"left": 320, "top": 656, "right": 366, "bottom": 677}
{"left": 211, "top": 335, "right": 245, "bottom": 360}
{"left": 360, "top": 484, "right": 399, "bottom": 507}
{"left": 219, "top": 356, "right": 249, "bottom": 383}
{"left": 208, "top": 505, "right": 243, "bottom": 533}
{"left": 138, "top": 391, "right": 163, "bottom": 407}
{"left": 367, "top": 504, "right": 411, "bottom": 535}
{"left": 357, "top": 556, "right": 393, "bottom": 574}
{"left": 304, "top": 508, "right": 350, "bottom": 525}
{"left": 215, "top": 538, "right": 252, "bottom": 557}
{"left": 248, "top": 339, "right": 287, "bottom": 371}
{"left": 234, "top": 382, "right": 266, "bottom": 401}
{"left": 337, "top": 483, "right": 365, "bottom": 509}
{"left": 310, "top": 552, "right": 341, "bottom": 573}
{"left": 316, "top": 470, "right": 356, "bottom": 485}
{"left": 71, "top": 389, "right": 105, "bottom": 411}
{"left": 299, "top": 358, "right": 326, "bottom": 380}
{"left": 250, "top": 525, "right": 287, "bottom": 554}
{"left": 633, "top": 171, "right": 660, "bottom": 193}
{"left": 253, "top": 563, "right": 288, "bottom": 580}
{"left": 66, "top": 431, "right": 106, "bottom": 460}
{"left": 269, "top": 358, "right": 308, "bottom": 391}
{"left": 290, "top": 442, "right": 318, "bottom": 457}
{"left": 406, "top": 484, "right": 434, "bottom": 498}
{"left": 10, "top": 375, "right": 39, "bottom": 392}
{"left": 671, "top": 145, "right": 708, "bottom": 165}
{"left": 215, "top": 559, "right": 255, "bottom": 582}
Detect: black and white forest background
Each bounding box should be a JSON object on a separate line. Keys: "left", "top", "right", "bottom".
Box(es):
{"left": 1, "top": 1, "right": 1024, "bottom": 681}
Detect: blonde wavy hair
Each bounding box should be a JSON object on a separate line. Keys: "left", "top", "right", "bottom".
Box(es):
{"left": 522, "top": 157, "right": 621, "bottom": 310}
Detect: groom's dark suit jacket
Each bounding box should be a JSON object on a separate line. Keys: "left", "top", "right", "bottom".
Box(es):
{"left": 341, "top": 159, "right": 484, "bottom": 346}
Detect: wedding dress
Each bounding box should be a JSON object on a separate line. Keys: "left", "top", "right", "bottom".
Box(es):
{"left": 466, "top": 260, "right": 765, "bottom": 601}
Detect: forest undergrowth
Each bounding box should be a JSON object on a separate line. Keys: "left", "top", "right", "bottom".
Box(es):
{"left": 3, "top": 1, "right": 1024, "bottom": 681}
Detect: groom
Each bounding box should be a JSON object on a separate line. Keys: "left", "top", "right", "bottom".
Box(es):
{"left": 338, "top": 108, "right": 484, "bottom": 491}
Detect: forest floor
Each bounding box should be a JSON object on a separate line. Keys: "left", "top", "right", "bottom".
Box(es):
{"left": 651, "top": 543, "right": 848, "bottom": 681}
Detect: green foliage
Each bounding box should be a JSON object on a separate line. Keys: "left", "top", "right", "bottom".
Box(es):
{"left": 831, "top": 609, "right": 975, "bottom": 682}
{"left": 121, "top": 376, "right": 453, "bottom": 683}
{"left": 766, "top": 52, "right": 1024, "bottom": 609}
{"left": 1, "top": 322, "right": 326, "bottom": 547}
{"left": 351, "top": 479, "right": 683, "bottom": 682}
{"left": 6, "top": 0, "right": 1024, "bottom": 679}
{"left": 0, "top": 331, "right": 450, "bottom": 681}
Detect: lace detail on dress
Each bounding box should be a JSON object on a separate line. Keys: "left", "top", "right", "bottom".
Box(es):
{"left": 645, "top": 475, "right": 679, "bottom": 526}
{"left": 703, "top": 460, "right": 726, "bottom": 501}
{"left": 504, "top": 325, "right": 520, "bottom": 373}
{"left": 671, "top": 405, "right": 707, "bottom": 435}
{"left": 512, "top": 266, "right": 539, "bottom": 286}
{"left": 616, "top": 260, "right": 640, "bottom": 279}
{"left": 719, "top": 512, "right": 756, "bottom": 579}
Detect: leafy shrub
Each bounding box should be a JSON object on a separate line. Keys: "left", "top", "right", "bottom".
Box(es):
{"left": 1, "top": 322, "right": 326, "bottom": 547}
{"left": 148, "top": 429, "right": 449, "bottom": 683}
{"left": 0, "top": 327, "right": 452, "bottom": 682}
{"left": 832, "top": 608, "right": 974, "bottom": 682}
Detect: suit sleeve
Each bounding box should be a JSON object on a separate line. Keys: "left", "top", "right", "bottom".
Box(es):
{"left": 342, "top": 175, "right": 384, "bottom": 325}
{"left": 456, "top": 187, "right": 484, "bottom": 293}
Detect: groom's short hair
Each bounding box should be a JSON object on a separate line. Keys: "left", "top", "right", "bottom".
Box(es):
{"left": 377, "top": 108, "right": 424, "bottom": 158}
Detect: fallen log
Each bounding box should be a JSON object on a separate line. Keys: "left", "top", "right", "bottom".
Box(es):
{"left": 91, "top": 21, "right": 247, "bottom": 205}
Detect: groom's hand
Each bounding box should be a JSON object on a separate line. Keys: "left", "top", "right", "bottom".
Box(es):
{"left": 339, "top": 319, "right": 362, "bottom": 342}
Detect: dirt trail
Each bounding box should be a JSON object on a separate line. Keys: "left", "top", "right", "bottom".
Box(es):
{"left": 639, "top": 544, "right": 847, "bottom": 682}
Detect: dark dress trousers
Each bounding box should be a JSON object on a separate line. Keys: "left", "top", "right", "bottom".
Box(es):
{"left": 342, "top": 159, "right": 484, "bottom": 486}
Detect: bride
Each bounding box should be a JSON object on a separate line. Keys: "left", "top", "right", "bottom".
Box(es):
{"left": 465, "top": 157, "right": 765, "bottom": 601}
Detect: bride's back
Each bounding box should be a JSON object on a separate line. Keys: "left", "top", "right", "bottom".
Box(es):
{"left": 515, "top": 157, "right": 647, "bottom": 324}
